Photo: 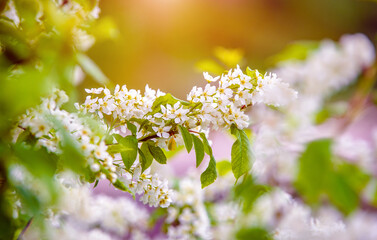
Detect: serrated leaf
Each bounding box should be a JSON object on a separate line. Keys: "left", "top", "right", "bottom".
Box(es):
{"left": 231, "top": 128, "right": 253, "bottom": 180}
{"left": 179, "top": 125, "right": 193, "bottom": 153}
{"left": 200, "top": 155, "right": 217, "bottom": 188}
{"left": 147, "top": 142, "right": 167, "bottom": 164}
{"left": 118, "top": 135, "right": 138, "bottom": 170}
{"left": 199, "top": 132, "right": 212, "bottom": 156}
{"left": 192, "top": 134, "right": 204, "bottom": 167}
{"left": 139, "top": 143, "right": 153, "bottom": 172}
{"left": 126, "top": 121, "right": 137, "bottom": 136}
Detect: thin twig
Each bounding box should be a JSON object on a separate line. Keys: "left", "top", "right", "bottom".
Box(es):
{"left": 17, "top": 217, "right": 33, "bottom": 240}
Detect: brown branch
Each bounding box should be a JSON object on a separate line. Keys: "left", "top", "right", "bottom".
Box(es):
{"left": 17, "top": 217, "right": 33, "bottom": 240}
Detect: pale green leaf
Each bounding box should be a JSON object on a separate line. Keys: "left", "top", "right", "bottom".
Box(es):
{"left": 76, "top": 53, "right": 109, "bottom": 85}
{"left": 231, "top": 128, "right": 253, "bottom": 180}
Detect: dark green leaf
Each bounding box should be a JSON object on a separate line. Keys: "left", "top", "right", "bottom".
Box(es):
{"left": 192, "top": 134, "right": 204, "bottom": 167}
{"left": 178, "top": 125, "right": 193, "bottom": 153}
{"left": 148, "top": 143, "right": 167, "bottom": 164}
{"left": 139, "top": 143, "right": 153, "bottom": 172}
{"left": 200, "top": 155, "right": 217, "bottom": 188}
{"left": 93, "top": 180, "right": 99, "bottom": 188}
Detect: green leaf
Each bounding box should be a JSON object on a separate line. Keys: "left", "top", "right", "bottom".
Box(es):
{"left": 147, "top": 142, "right": 167, "bottom": 164}
{"left": 76, "top": 53, "right": 109, "bottom": 85}
{"left": 336, "top": 162, "right": 370, "bottom": 193}
{"left": 233, "top": 175, "right": 270, "bottom": 213}
{"left": 113, "top": 179, "right": 135, "bottom": 198}
{"left": 268, "top": 41, "right": 319, "bottom": 65}
{"left": 126, "top": 121, "right": 137, "bottom": 136}
{"left": 231, "top": 128, "right": 253, "bottom": 180}
{"left": 199, "top": 133, "right": 212, "bottom": 156}
{"left": 139, "top": 143, "right": 153, "bottom": 172}
{"left": 236, "top": 227, "right": 273, "bottom": 240}
{"left": 93, "top": 180, "right": 99, "bottom": 188}
{"left": 200, "top": 155, "right": 217, "bottom": 188}
{"left": 295, "top": 139, "right": 332, "bottom": 204}
{"left": 217, "top": 160, "right": 232, "bottom": 176}
{"left": 192, "top": 134, "right": 204, "bottom": 167}
{"left": 326, "top": 172, "right": 359, "bottom": 215}
{"left": 14, "top": 185, "right": 41, "bottom": 216}
{"left": 107, "top": 144, "right": 125, "bottom": 154}
{"left": 178, "top": 125, "right": 193, "bottom": 153}
{"left": 117, "top": 135, "right": 138, "bottom": 170}
{"left": 150, "top": 93, "right": 190, "bottom": 115}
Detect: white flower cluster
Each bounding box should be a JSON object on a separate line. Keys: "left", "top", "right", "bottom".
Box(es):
{"left": 16, "top": 89, "right": 118, "bottom": 182}
{"left": 166, "top": 178, "right": 212, "bottom": 240}
{"left": 23, "top": 172, "right": 151, "bottom": 240}
{"left": 250, "top": 34, "right": 376, "bottom": 184}
{"left": 188, "top": 66, "right": 297, "bottom": 130}
{"left": 122, "top": 163, "right": 174, "bottom": 208}
{"left": 275, "top": 33, "right": 375, "bottom": 100}
{"left": 248, "top": 190, "right": 346, "bottom": 240}
{"left": 79, "top": 84, "right": 164, "bottom": 121}
{"left": 79, "top": 67, "right": 296, "bottom": 151}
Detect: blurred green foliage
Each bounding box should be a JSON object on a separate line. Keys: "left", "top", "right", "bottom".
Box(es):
{"left": 0, "top": 0, "right": 116, "bottom": 238}
{"left": 295, "top": 139, "right": 370, "bottom": 215}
